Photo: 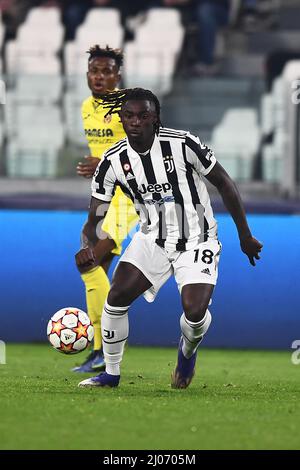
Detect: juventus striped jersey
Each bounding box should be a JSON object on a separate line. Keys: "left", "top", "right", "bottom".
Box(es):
{"left": 91, "top": 127, "right": 218, "bottom": 251}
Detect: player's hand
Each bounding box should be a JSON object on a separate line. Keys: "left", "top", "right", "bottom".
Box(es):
{"left": 75, "top": 248, "right": 96, "bottom": 273}
{"left": 76, "top": 156, "right": 99, "bottom": 178}
{"left": 240, "top": 235, "right": 263, "bottom": 266}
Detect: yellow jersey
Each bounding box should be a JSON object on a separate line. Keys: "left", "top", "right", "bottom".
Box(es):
{"left": 81, "top": 94, "right": 138, "bottom": 255}
{"left": 81, "top": 95, "right": 125, "bottom": 159}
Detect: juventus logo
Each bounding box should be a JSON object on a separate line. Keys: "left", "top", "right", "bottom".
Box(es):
{"left": 163, "top": 155, "right": 174, "bottom": 173}
{"left": 103, "top": 329, "right": 115, "bottom": 340}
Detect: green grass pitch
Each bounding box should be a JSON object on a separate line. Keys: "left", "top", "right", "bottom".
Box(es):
{"left": 0, "top": 344, "right": 299, "bottom": 450}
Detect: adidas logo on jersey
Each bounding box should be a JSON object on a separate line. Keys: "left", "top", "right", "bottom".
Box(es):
{"left": 201, "top": 268, "right": 211, "bottom": 275}
{"left": 138, "top": 182, "right": 171, "bottom": 194}
{"left": 125, "top": 173, "right": 136, "bottom": 181}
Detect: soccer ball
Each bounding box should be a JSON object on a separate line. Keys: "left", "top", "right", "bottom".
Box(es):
{"left": 47, "top": 307, "right": 94, "bottom": 354}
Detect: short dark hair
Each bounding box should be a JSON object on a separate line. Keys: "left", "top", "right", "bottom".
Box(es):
{"left": 87, "top": 45, "right": 124, "bottom": 69}
{"left": 101, "top": 87, "right": 162, "bottom": 135}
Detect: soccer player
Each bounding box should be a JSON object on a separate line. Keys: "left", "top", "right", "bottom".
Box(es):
{"left": 76, "top": 88, "right": 263, "bottom": 388}
{"left": 73, "top": 46, "right": 138, "bottom": 372}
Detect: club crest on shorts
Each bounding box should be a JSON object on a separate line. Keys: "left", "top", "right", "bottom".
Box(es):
{"left": 163, "top": 155, "right": 175, "bottom": 173}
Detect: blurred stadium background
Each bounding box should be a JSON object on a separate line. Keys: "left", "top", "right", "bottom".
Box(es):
{"left": 0, "top": 0, "right": 300, "bottom": 350}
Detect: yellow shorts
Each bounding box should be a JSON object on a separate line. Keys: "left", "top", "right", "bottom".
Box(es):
{"left": 102, "top": 186, "right": 139, "bottom": 255}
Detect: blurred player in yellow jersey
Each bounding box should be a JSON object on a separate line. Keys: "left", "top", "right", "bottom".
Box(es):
{"left": 72, "top": 45, "right": 138, "bottom": 372}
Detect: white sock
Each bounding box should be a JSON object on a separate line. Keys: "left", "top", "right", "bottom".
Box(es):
{"left": 101, "top": 302, "right": 129, "bottom": 376}
{"left": 180, "top": 310, "right": 212, "bottom": 359}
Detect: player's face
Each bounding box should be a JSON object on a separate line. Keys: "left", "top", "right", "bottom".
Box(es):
{"left": 87, "top": 57, "right": 120, "bottom": 97}
{"left": 121, "top": 100, "right": 157, "bottom": 145}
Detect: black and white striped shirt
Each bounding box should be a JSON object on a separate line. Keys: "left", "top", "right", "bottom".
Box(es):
{"left": 91, "top": 127, "right": 218, "bottom": 251}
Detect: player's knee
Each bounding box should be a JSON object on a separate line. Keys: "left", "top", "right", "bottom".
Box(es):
{"left": 107, "top": 287, "right": 130, "bottom": 307}
{"left": 182, "top": 299, "right": 208, "bottom": 323}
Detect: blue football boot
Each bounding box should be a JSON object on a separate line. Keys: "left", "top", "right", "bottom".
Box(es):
{"left": 78, "top": 372, "right": 120, "bottom": 388}
{"left": 171, "top": 337, "right": 197, "bottom": 389}
{"left": 71, "top": 349, "right": 105, "bottom": 373}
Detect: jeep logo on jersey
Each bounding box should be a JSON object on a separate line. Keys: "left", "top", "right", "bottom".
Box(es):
{"left": 163, "top": 155, "right": 175, "bottom": 173}
{"left": 138, "top": 183, "right": 171, "bottom": 194}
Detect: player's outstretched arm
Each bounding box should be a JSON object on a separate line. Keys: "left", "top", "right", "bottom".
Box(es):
{"left": 77, "top": 156, "right": 100, "bottom": 178}
{"left": 205, "top": 162, "right": 263, "bottom": 266}
{"left": 75, "top": 197, "right": 110, "bottom": 271}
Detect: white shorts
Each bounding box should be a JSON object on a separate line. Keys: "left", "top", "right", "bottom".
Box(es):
{"left": 119, "top": 231, "right": 222, "bottom": 303}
